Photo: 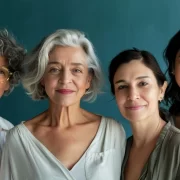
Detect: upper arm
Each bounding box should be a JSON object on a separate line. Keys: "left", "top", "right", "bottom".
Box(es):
{"left": 110, "top": 119, "right": 126, "bottom": 151}
{"left": 0, "top": 135, "right": 12, "bottom": 180}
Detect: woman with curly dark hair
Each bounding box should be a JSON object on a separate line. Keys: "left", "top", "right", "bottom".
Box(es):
{"left": 0, "top": 29, "right": 26, "bottom": 161}
{"left": 164, "top": 30, "right": 180, "bottom": 128}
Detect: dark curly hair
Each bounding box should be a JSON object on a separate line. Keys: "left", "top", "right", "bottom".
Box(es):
{"left": 0, "top": 29, "right": 26, "bottom": 95}
{"left": 164, "top": 30, "right": 180, "bottom": 116}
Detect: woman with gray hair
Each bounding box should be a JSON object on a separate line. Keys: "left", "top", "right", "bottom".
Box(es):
{"left": 0, "top": 29, "right": 126, "bottom": 180}
{"left": 0, "top": 29, "right": 25, "bottom": 162}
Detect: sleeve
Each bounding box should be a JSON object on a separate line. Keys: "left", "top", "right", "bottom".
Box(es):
{"left": 176, "top": 166, "right": 180, "bottom": 180}
{"left": 110, "top": 119, "right": 126, "bottom": 156}
{"left": 0, "top": 134, "right": 13, "bottom": 180}
{"left": 167, "top": 132, "right": 180, "bottom": 180}
{"left": 117, "top": 121, "right": 126, "bottom": 159}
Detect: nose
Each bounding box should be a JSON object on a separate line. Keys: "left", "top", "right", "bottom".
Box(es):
{"left": 127, "top": 87, "right": 139, "bottom": 101}
{"left": 58, "top": 69, "right": 72, "bottom": 84}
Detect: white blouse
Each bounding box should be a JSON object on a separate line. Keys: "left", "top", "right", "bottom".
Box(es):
{"left": 0, "top": 117, "right": 14, "bottom": 162}
{"left": 0, "top": 116, "right": 126, "bottom": 180}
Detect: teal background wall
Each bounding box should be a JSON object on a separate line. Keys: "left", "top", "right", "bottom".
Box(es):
{"left": 0, "top": 0, "right": 179, "bottom": 137}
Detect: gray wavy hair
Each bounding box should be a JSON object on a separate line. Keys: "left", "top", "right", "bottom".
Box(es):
{"left": 0, "top": 29, "right": 26, "bottom": 95}
{"left": 22, "top": 29, "right": 103, "bottom": 102}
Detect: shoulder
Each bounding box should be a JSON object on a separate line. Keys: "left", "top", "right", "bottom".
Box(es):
{"left": 103, "top": 116, "right": 124, "bottom": 128}
{"left": 5, "top": 123, "right": 25, "bottom": 143}
{"left": 169, "top": 125, "right": 180, "bottom": 141}
{"left": 0, "top": 117, "right": 14, "bottom": 130}
{"left": 165, "top": 124, "right": 180, "bottom": 150}
{"left": 102, "top": 116, "right": 126, "bottom": 138}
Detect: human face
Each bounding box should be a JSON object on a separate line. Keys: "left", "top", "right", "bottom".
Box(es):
{"left": 113, "top": 60, "right": 166, "bottom": 123}
{"left": 41, "top": 46, "right": 91, "bottom": 107}
{"left": 0, "top": 56, "right": 10, "bottom": 98}
{"left": 174, "top": 50, "right": 180, "bottom": 87}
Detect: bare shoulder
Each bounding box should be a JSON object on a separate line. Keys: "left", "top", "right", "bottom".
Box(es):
{"left": 23, "top": 111, "right": 47, "bottom": 132}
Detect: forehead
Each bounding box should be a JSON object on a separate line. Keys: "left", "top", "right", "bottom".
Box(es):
{"left": 114, "top": 60, "right": 155, "bottom": 81}
{"left": 0, "top": 56, "right": 8, "bottom": 66}
{"left": 49, "top": 46, "right": 87, "bottom": 64}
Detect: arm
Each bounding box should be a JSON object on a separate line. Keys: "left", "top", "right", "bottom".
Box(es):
{"left": 176, "top": 169, "right": 180, "bottom": 180}
{"left": 0, "top": 137, "right": 13, "bottom": 180}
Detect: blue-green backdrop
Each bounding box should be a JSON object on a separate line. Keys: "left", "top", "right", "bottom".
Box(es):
{"left": 0, "top": 0, "right": 179, "bottom": 137}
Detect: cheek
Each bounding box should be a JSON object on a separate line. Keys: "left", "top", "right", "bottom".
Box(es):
{"left": 43, "top": 78, "right": 58, "bottom": 94}
{"left": 175, "top": 65, "right": 180, "bottom": 87}
{"left": 144, "top": 89, "right": 160, "bottom": 108}
{"left": 0, "top": 82, "right": 9, "bottom": 96}
{"left": 115, "top": 91, "right": 126, "bottom": 107}
{"left": 44, "top": 76, "right": 57, "bottom": 86}
{"left": 77, "top": 77, "right": 90, "bottom": 89}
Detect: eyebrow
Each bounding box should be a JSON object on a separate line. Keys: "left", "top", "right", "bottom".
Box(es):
{"left": 115, "top": 76, "right": 150, "bottom": 84}
{"left": 48, "top": 61, "right": 59, "bottom": 65}
{"left": 48, "top": 61, "right": 85, "bottom": 67}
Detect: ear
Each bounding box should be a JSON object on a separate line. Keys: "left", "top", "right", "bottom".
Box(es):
{"left": 86, "top": 74, "right": 93, "bottom": 90}
{"left": 4, "top": 82, "right": 10, "bottom": 91}
{"left": 158, "top": 81, "right": 168, "bottom": 101}
{"left": 40, "top": 78, "right": 44, "bottom": 86}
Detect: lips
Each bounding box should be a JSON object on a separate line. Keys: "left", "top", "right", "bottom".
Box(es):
{"left": 56, "top": 89, "right": 74, "bottom": 94}
{"left": 125, "top": 105, "right": 145, "bottom": 110}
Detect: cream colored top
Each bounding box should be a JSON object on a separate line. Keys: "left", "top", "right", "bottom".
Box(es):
{"left": 0, "top": 116, "right": 126, "bottom": 180}
{"left": 0, "top": 117, "right": 13, "bottom": 163}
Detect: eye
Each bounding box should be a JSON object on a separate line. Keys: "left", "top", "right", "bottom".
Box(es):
{"left": 139, "top": 81, "right": 148, "bottom": 86}
{"left": 72, "top": 68, "right": 82, "bottom": 73}
{"left": 49, "top": 68, "right": 60, "bottom": 74}
{"left": 0, "top": 70, "right": 6, "bottom": 76}
{"left": 117, "top": 85, "right": 128, "bottom": 90}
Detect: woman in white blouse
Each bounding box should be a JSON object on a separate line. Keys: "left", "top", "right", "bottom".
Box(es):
{"left": 0, "top": 29, "right": 25, "bottom": 162}
{"left": 0, "top": 29, "right": 126, "bottom": 180}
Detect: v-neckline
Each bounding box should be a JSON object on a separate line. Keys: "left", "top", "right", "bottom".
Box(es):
{"left": 20, "top": 116, "right": 105, "bottom": 172}
{"left": 122, "top": 122, "right": 171, "bottom": 180}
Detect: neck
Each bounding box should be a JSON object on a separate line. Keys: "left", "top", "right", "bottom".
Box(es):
{"left": 45, "top": 102, "right": 86, "bottom": 128}
{"left": 131, "top": 115, "right": 166, "bottom": 148}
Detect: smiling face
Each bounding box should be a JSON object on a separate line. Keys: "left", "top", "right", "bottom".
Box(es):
{"left": 0, "top": 56, "right": 10, "bottom": 98}
{"left": 41, "top": 46, "right": 91, "bottom": 107}
{"left": 174, "top": 50, "right": 180, "bottom": 87}
{"left": 113, "top": 60, "right": 167, "bottom": 122}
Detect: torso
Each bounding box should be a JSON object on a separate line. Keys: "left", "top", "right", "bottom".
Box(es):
{"left": 124, "top": 120, "right": 166, "bottom": 180}
{"left": 121, "top": 122, "right": 180, "bottom": 180}
{"left": 124, "top": 144, "right": 155, "bottom": 180}
{"left": 24, "top": 110, "right": 101, "bottom": 170}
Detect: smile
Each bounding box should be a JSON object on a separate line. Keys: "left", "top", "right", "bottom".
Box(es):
{"left": 125, "top": 106, "right": 145, "bottom": 110}
{"left": 56, "top": 89, "right": 74, "bottom": 94}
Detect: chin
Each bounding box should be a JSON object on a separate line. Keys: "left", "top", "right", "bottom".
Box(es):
{"left": 124, "top": 114, "right": 146, "bottom": 123}
{"left": 55, "top": 100, "right": 78, "bottom": 107}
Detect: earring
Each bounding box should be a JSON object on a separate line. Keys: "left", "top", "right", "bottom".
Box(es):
{"left": 159, "top": 97, "right": 163, "bottom": 102}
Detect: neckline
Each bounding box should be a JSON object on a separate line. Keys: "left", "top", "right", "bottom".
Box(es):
{"left": 20, "top": 116, "right": 105, "bottom": 171}
{"left": 122, "top": 121, "right": 171, "bottom": 180}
